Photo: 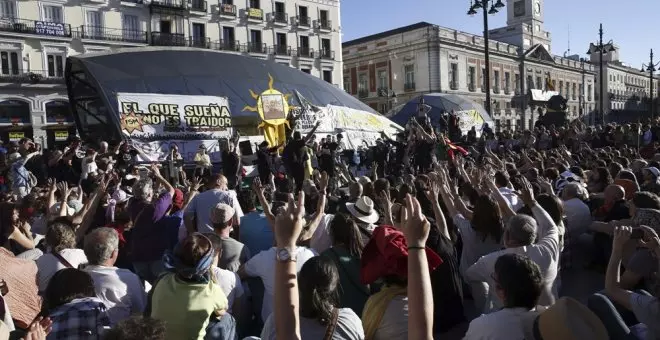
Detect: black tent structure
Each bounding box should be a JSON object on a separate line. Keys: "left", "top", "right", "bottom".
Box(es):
{"left": 66, "top": 47, "right": 399, "bottom": 161}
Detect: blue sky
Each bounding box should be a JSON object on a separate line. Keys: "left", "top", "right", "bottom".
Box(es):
{"left": 341, "top": 0, "right": 658, "bottom": 69}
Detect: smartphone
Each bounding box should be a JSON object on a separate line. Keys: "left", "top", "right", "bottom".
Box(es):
{"left": 631, "top": 228, "right": 645, "bottom": 240}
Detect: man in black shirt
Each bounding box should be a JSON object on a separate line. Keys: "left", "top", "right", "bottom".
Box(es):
{"left": 282, "top": 121, "right": 320, "bottom": 191}
{"left": 256, "top": 141, "right": 279, "bottom": 183}
{"left": 221, "top": 133, "right": 241, "bottom": 190}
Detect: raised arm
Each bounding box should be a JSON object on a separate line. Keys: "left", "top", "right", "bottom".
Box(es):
{"left": 299, "top": 172, "right": 328, "bottom": 242}
{"left": 426, "top": 173, "right": 450, "bottom": 240}
{"left": 253, "top": 178, "right": 276, "bottom": 227}
{"left": 303, "top": 121, "right": 321, "bottom": 143}
{"left": 401, "top": 194, "right": 434, "bottom": 340}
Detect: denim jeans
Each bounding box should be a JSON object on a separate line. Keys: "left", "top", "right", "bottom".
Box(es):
{"left": 133, "top": 260, "right": 165, "bottom": 284}
{"left": 205, "top": 313, "right": 238, "bottom": 340}
{"left": 587, "top": 291, "right": 648, "bottom": 340}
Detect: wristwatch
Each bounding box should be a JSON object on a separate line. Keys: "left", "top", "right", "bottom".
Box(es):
{"left": 276, "top": 247, "right": 299, "bottom": 262}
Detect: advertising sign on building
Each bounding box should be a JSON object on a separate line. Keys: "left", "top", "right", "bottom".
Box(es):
{"left": 35, "top": 21, "right": 67, "bottom": 37}
{"left": 116, "top": 93, "right": 233, "bottom": 162}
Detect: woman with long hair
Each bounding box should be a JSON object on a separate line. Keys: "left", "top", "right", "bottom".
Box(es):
{"left": 0, "top": 202, "right": 34, "bottom": 255}
{"left": 260, "top": 256, "right": 365, "bottom": 340}
{"left": 321, "top": 213, "right": 370, "bottom": 316}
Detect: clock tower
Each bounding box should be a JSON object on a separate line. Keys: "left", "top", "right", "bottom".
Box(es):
{"left": 489, "top": 0, "right": 552, "bottom": 52}
{"left": 506, "top": 0, "right": 544, "bottom": 27}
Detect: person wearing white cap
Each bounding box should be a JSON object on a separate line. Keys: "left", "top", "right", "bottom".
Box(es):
{"left": 311, "top": 196, "right": 379, "bottom": 254}
{"left": 210, "top": 203, "right": 250, "bottom": 272}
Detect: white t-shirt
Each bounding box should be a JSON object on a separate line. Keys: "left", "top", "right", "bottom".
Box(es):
{"left": 498, "top": 187, "right": 524, "bottom": 212}
{"left": 243, "top": 247, "right": 317, "bottom": 322}
{"left": 260, "top": 308, "right": 364, "bottom": 340}
{"left": 84, "top": 265, "right": 146, "bottom": 326}
{"left": 186, "top": 189, "right": 244, "bottom": 233}
{"left": 372, "top": 295, "right": 408, "bottom": 340}
{"left": 465, "top": 204, "right": 560, "bottom": 313}
{"left": 464, "top": 307, "right": 540, "bottom": 340}
{"left": 562, "top": 198, "right": 593, "bottom": 238}
{"left": 212, "top": 266, "right": 244, "bottom": 314}
{"left": 310, "top": 214, "right": 335, "bottom": 254}
{"left": 36, "top": 248, "right": 88, "bottom": 292}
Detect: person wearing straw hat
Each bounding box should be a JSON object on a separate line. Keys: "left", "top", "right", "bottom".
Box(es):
{"left": 521, "top": 297, "right": 608, "bottom": 340}
{"left": 346, "top": 196, "right": 380, "bottom": 242}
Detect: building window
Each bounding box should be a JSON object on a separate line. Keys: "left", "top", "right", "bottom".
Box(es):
{"left": 46, "top": 53, "right": 64, "bottom": 77}
{"left": 0, "top": 1, "right": 17, "bottom": 19}
{"left": 42, "top": 5, "right": 63, "bottom": 22}
{"left": 504, "top": 72, "right": 510, "bottom": 93}
{"left": 495, "top": 119, "right": 501, "bottom": 132}
{"left": 514, "top": 73, "right": 520, "bottom": 93}
{"left": 587, "top": 84, "right": 592, "bottom": 101}
{"left": 358, "top": 73, "right": 368, "bottom": 91}
{"left": 377, "top": 69, "right": 387, "bottom": 90}
{"left": 249, "top": 0, "right": 259, "bottom": 8}
{"left": 536, "top": 76, "right": 542, "bottom": 90}
{"left": 527, "top": 75, "right": 533, "bottom": 90}
{"left": 468, "top": 66, "right": 476, "bottom": 91}
{"left": 572, "top": 83, "right": 577, "bottom": 100}
{"left": 122, "top": 14, "right": 140, "bottom": 41}
{"left": 86, "top": 11, "right": 102, "bottom": 38}
{"left": 404, "top": 64, "right": 415, "bottom": 87}
{"left": 493, "top": 70, "right": 500, "bottom": 92}
{"left": 322, "top": 70, "right": 332, "bottom": 83}
{"left": 559, "top": 81, "right": 563, "bottom": 94}
{"left": 449, "top": 63, "right": 458, "bottom": 90}
{"left": 343, "top": 76, "right": 350, "bottom": 92}
{"left": 0, "top": 50, "right": 20, "bottom": 75}
{"left": 301, "top": 68, "right": 310, "bottom": 74}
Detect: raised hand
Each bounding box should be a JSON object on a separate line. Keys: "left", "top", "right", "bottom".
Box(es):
{"left": 519, "top": 177, "right": 536, "bottom": 206}
{"left": 274, "top": 192, "right": 306, "bottom": 248}
{"left": 319, "top": 171, "right": 329, "bottom": 193}
{"left": 21, "top": 316, "right": 52, "bottom": 340}
{"left": 400, "top": 194, "right": 430, "bottom": 248}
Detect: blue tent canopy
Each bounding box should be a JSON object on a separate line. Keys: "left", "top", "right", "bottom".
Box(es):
{"left": 389, "top": 93, "right": 495, "bottom": 131}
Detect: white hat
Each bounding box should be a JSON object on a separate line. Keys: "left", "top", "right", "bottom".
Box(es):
{"left": 346, "top": 196, "right": 379, "bottom": 224}
{"left": 111, "top": 189, "right": 132, "bottom": 204}
{"left": 357, "top": 176, "right": 372, "bottom": 186}
{"left": 49, "top": 202, "right": 75, "bottom": 217}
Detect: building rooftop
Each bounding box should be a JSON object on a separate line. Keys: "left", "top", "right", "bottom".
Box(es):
{"left": 342, "top": 21, "right": 434, "bottom": 47}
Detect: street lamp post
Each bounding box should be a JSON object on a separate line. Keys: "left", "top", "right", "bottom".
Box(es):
{"left": 587, "top": 24, "right": 614, "bottom": 126}
{"left": 641, "top": 49, "right": 660, "bottom": 120}
{"left": 468, "top": 0, "right": 504, "bottom": 117}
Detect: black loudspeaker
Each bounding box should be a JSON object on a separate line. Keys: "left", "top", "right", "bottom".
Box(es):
{"left": 239, "top": 140, "right": 253, "bottom": 156}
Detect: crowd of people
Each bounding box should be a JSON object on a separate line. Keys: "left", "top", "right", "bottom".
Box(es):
{"left": 2, "top": 114, "right": 660, "bottom": 340}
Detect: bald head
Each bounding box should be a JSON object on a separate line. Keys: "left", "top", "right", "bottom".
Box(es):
{"left": 349, "top": 182, "right": 363, "bottom": 200}
{"left": 604, "top": 184, "right": 625, "bottom": 203}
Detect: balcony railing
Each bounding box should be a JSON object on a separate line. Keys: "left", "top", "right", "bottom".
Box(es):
{"left": 188, "top": 36, "right": 209, "bottom": 48}
{"left": 120, "top": 0, "right": 144, "bottom": 4}
{"left": 0, "top": 18, "right": 72, "bottom": 38}
{"left": 189, "top": 0, "right": 207, "bottom": 11}
{"left": 404, "top": 82, "right": 416, "bottom": 91}
{"left": 450, "top": 82, "right": 458, "bottom": 90}
{"left": 504, "top": 87, "right": 511, "bottom": 95}
{"left": 271, "top": 44, "right": 291, "bottom": 56}
{"left": 296, "top": 46, "right": 314, "bottom": 58}
{"left": 481, "top": 85, "right": 485, "bottom": 93}
{"left": 218, "top": 3, "right": 236, "bottom": 16}
{"left": 318, "top": 19, "right": 331, "bottom": 30}
{"left": 150, "top": 0, "right": 186, "bottom": 9}
{"left": 468, "top": 83, "right": 476, "bottom": 92}
{"left": 209, "top": 39, "right": 240, "bottom": 51}
{"left": 150, "top": 32, "right": 186, "bottom": 46}
{"left": 74, "top": 25, "right": 148, "bottom": 43}
{"left": 246, "top": 42, "right": 267, "bottom": 53}
{"left": 319, "top": 49, "right": 334, "bottom": 60}
{"left": 493, "top": 86, "right": 500, "bottom": 94}
{"left": 246, "top": 7, "right": 263, "bottom": 20}
{"left": 296, "top": 15, "right": 310, "bottom": 27}
{"left": 0, "top": 69, "right": 65, "bottom": 84}
{"left": 358, "top": 89, "right": 369, "bottom": 98}
{"left": 272, "top": 12, "right": 287, "bottom": 24}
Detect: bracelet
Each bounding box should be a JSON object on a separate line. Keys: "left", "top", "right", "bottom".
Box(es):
{"left": 407, "top": 246, "right": 425, "bottom": 251}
